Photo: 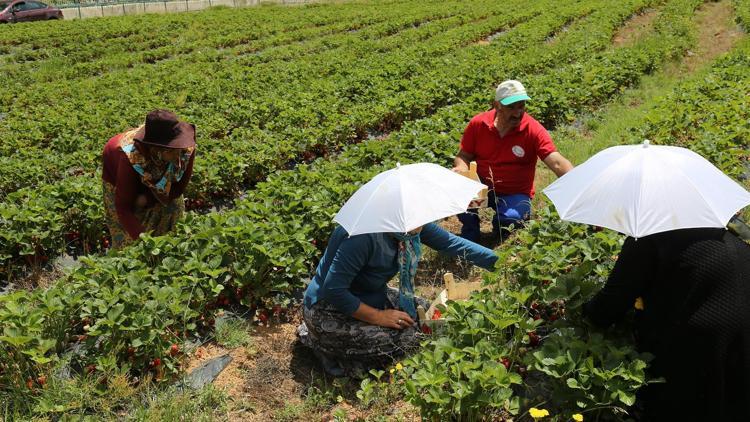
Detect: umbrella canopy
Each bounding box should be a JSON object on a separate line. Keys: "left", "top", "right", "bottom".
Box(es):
{"left": 543, "top": 140, "right": 750, "bottom": 238}
{"left": 334, "top": 162, "right": 486, "bottom": 236}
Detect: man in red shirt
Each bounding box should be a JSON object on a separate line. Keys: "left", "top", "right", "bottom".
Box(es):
{"left": 452, "top": 80, "right": 573, "bottom": 242}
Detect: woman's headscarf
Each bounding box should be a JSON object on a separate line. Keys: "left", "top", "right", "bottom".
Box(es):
{"left": 119, "top": 127, "right": 195, "bottom": 205}
{"left": 393, "top": 231, "right": 422, "bottom": 320}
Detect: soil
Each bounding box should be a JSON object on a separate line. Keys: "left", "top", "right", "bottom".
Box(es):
{"left": 185, "top": 312, "right": 420, "bottom": 421}
{"left": 13, "top": 265, "right": 65, "bottom": 291}
{"left": 684, "top": 0, "right": 744, "bottom": 72}
{"left": 612, "top": 8, "right": 659, "bottom": 47}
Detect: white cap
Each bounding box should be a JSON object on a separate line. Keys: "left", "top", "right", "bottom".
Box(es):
{"left": 495, "top": 80, "right": 531, "bottom": 106}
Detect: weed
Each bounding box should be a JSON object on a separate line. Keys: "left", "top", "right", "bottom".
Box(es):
{"left": 214, "top": 316, "right": 252, "bottom": 349}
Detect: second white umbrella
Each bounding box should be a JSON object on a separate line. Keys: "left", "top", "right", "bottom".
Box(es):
{"left": 543, "top": 140, "right": 750, "bottom": 238}
{"left": 334, "top": 162, "right": 486, "bottom": 236}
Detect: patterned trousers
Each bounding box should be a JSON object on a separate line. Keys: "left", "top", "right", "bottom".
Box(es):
{"left": 298, "top": 287, "right": 429, "bottom": 377}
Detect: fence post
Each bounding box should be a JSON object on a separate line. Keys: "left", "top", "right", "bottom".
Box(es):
{"left": 163, "top": 0, "right": 166, "bottom": 12}
{"left": 77, "top": 0, "right": 81, "bottom": 19}
{"left": 122, "top": 1, "right": 125, "bottom": 15}
{"left": 185, "top": 0, "right": 188, "bottom": 11}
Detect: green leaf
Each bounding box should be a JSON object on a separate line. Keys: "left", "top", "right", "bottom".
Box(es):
{"left": 617, "top": 390, "right": 636, "bottom": 406}
{"left": 107, "top": 303, "right": 125, "bottom": 322}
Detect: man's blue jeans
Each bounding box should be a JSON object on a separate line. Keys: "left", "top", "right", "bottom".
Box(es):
{"left": 457, "top": 192, "right": 531, "bottom": 242}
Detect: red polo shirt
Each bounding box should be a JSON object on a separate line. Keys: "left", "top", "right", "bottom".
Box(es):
{"left": 459, "top": 110, "right": 556, "bottom": 198}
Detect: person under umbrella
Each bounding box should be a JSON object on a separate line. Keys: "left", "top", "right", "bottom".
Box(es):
{"left": 453, "top": 80, "right": 573, "bottom": 242}
{"left": 297, "top": 163, "right": 498, "bottom": 377}
{"left": 544, "top": 141, "right": 750, "bottom": 420}
{"left": 101, "top": 109, "right": 196, "bottom": 249}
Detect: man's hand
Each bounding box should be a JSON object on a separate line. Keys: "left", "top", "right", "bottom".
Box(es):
{"left": 453, "top": 149, "right": 475, "bottom": 172}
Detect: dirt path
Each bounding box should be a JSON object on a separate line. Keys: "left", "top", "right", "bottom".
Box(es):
{"left": 186, "top": 312, "right": 419, "bottom": 421}
{"left": 612, "top": 7, "right": 659, "bottom": 47}
{"left": 683, "top": 0, "right": 744, "bottom": 72}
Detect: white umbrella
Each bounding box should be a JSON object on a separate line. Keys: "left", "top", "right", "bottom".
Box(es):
{"left": 543, "top": 140, "right": 750, "bottom": 238}
{"left": 334, "top": 162, "right": 486, "bottom": 236}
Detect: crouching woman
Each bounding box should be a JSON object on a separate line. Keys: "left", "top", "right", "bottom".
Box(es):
{"left": 297, "top": 222, "right": 497, "bottom": 377}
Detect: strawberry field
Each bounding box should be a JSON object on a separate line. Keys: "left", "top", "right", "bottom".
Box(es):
{"left": 1, "top": 0, "right": 749, "bottom": 419}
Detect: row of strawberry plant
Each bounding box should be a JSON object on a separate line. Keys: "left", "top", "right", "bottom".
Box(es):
{"left": 0, "top": 0, "right": 600, "bottom": 278}
{"left": 0, "top": 1, "right": 462, "bottom": 87}
{"left": 737, "top": 0, "right": 750, "bottom": 28}
{"left": 0, "top": 0, "right": 703, "bottom": 414}
{"left": 403, "top": 212, "right": 638, "bottom": 420}
{"left": 0, "top": 0, "right": 406, "bottom": 60}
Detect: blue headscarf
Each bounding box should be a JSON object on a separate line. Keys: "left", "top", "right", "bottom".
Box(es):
{"left": 392, "top": 231, "right": 422, "bottom": 320}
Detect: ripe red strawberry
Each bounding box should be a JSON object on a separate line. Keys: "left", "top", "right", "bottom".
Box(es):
{"left": 501, "top": 357, "right": 511, "bottom": 369}
{"left": 169, "top": 344, "right": 180, "bottom": 357}
{"left": 528, "top": 331, "right": 540, "bottom": 347}
{"left": 431, "top": 309, "right": 442, "bottom": 320}
{"left": 420, "top": 323, "right": 432, "bottom": 334}
{"left": 258, "top": 311, "right": 269, "bottom": 324}
{"left": 151, "top": 358, "right": 162, "bottom": 367}
{"left": 37, "top": 375, "right": 47, "bottom": 386}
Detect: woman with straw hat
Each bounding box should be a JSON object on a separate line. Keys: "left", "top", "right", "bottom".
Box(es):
{"left": 101, "top": 109, "right": 197, "bottom": 249}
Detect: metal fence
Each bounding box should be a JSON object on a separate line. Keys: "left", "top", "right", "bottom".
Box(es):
{"left": 56, "top": 0, "right": 317, "bottom": 19}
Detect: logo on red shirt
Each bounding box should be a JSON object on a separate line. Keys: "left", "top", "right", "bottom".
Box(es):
{"left": 511, "top": 145, "right": 526, "bottom": 158}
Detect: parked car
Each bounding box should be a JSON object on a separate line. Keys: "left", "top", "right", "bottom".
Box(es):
{"left": 0, "top": 0, "right": 63, "bottom": 23}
